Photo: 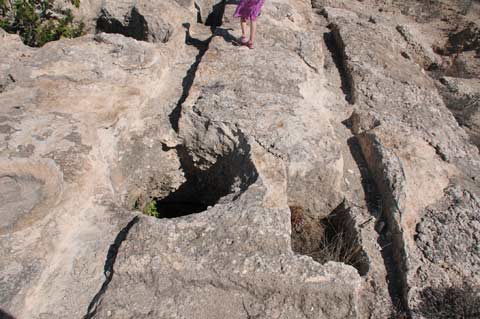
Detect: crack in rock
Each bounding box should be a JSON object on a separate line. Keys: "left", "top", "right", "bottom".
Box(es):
{"left": 83, "top": 216, "right": 139, "bottom": 319}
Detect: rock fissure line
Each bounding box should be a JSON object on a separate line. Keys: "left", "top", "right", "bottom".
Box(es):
{"left": 83, "top": 216, "right": 139, "bottom": 319}
{"left": 169, "top": 24, "right": 213, "bottom": 132}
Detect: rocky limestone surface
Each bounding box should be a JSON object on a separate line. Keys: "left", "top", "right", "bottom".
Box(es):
{"left": 1, "top": 0, "right": 480, "bottom": 318}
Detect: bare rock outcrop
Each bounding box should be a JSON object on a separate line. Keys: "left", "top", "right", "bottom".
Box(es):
{"left": 0, "top": 3, "right": 198, "bottom": 316}
{"left": 86, "top": 0, "right": 360, "bottom": 318}
{"left": 1, "top": 0, "right": 479, "bottom": 318}
{"left": 1, "top": 0, "right": 357, "bottom": 318}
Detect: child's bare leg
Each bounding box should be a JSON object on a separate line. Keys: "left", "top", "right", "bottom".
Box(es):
{"left": 249, "top": 20, "right": 256, "bottom": 43}
{"left": 241, "top": 18, "right": 247, "bottom": 38}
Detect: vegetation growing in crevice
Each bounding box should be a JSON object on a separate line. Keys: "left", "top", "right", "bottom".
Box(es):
{"left": 143, "top": 200, "right": 160, "bottom": 218}
{"left": 290, "top": 204, "right": 368, "bottom": 275}
{"left": 0, "top": 0, "right": 84, "bottom": 47}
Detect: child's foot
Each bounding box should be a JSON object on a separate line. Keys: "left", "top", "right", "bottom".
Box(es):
{"left": 239, "top": 36, "right": 248, "bottom": 45}
{"left": 247, "top": 40, "right": 254, "bottom": 49}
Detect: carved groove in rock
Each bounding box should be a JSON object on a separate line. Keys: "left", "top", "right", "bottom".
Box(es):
{"left": 354, "top": 132, "right": 411, "bottom": 315}
{"left": 347, "top": 136, "right": 409, "bottom": 314}
{"left": 430, "top": 67, "right": 480, "bottom": 151}
{"left": 324, "top": 27, "right": 355, "bottom": 104}
{"left": 290, "top": 203, "right": 369, "bottom": 275}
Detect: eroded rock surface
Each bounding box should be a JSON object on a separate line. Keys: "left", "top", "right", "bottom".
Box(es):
{"left": 1, "top": 0, "right": 479, "bottom": 318}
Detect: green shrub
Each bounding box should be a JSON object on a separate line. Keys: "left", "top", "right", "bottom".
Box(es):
{"left": 0, "top": 0, "right": 7, "bottom": 14}
{"left": 0, "top": 0, "right": 84, "bottom": 47}
{"left": 143, "top": 200, "right": 160, "bottom": 218}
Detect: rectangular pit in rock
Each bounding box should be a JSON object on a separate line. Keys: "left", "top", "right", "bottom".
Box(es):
{"left": 290, "top": 202, "right": 369, "bottom": 276}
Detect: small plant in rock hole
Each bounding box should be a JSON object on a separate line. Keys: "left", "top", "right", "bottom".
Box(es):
{"left": 290, "top": 206, "right": 305, "bottom": 233}
{"left": 143, "top": 200, "right": 160, "bottom": 218}
{"left": 290, "top": 205, "right": 368, "bottom": 273}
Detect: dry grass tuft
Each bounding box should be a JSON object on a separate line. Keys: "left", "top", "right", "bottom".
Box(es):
{"left": 290, "top": 205, "right": 368, "bottom": 274}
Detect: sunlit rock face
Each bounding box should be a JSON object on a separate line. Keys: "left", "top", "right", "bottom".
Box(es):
{"left": 1, "top": 0, "right": 479, "bottom": 318}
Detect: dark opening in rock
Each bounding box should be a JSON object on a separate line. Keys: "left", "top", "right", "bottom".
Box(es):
{"left": 97, "top": 7, "right": 161, "bottom": 42}
{"left": 96, "top": 7, "right": 149, "bottom": 41}
{"left": 290, "top": 203, "right": 368, "bottom": 275}
{"left": 205, "top": 0, "right": 226, "bottom": 27}
{"left": 323, "top": 29, "right": 355, "bottom": 104}
{"left": 0, "top": 309, "right": 16, "bottom": 319}
{"left": 143, "top": 137, "right": 258, "bottom": 219}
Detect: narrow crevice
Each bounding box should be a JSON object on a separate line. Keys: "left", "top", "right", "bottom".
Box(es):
{"left": 195, "top": 2, "right": 203, "bottom": 23}
{"left": 0, "top": 74, "right": 15, "bottom": 94}
{"left": 346, "top": 136, "right": 410, "bottom": 317}
{"left": 290, "top": 201, "right": 369, "bottom": 275}
{"left": 323, "top": 27, "right": 355, "bottom": 104}
{"left": 169, "top": 23, "right": 212, "bottom": 132}
{"left": 170, "top": 0, "right": 226, "bottom": 131}
{"left": 83, "top": 216, "right": 139, "bottom": 319}
{"left": 205, "top": 0, "right": 226, "bottom": 28}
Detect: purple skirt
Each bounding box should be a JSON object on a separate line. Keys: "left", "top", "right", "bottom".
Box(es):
{"left": 234, "top": 0, "right": 265, "bottom": 21}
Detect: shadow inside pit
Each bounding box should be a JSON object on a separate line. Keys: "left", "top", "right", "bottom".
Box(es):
{"left": 0, "top": 309, "right": 16, "bottom": 319}
{"left": 154, "top": 133, "right": 258, "bottom": 219}
{"left": 414, "top": 283, "right": 480, "bottom": 319}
